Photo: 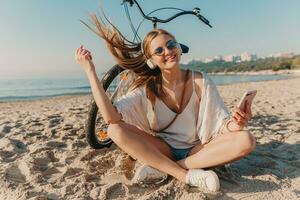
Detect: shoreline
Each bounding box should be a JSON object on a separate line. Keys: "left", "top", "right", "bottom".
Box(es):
{"left": 0, "top": 92, "right": 92, "bottom": 104}
{"left": 1, "top": 72, "right": 299, "bottom": 103}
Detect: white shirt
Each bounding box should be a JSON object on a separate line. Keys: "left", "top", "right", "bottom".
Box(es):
{"left": 154, "top": 70, "right": 200, "bottom": 148}
{"left": 113, "top": 70, "right": 230, "bottom": 145}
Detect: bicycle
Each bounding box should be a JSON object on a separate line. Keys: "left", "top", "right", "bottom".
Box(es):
{"left": 85, "top": 0, "right": 212, "bottom": 149}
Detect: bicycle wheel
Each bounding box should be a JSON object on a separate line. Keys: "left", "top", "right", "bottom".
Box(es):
{"left": 85, "top": 64, "right": 125, "bottom": 149}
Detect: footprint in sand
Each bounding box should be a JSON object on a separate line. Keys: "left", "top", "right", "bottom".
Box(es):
{"left": 46, "top": 141, "right": 67, "bottom": 149}
{"left": 24, "top": 130, "right": 42, "bottom": 139}
{"left": 47, "top": 115, "right": 64, "bottom": 128}
{"left": 0, "top": 150, "right": 17, "bottom": 163}
{"left": 28, "top": 121, "right": 45, "bottom": 132}
{"left": 31, "top": 157, "right": 52, "bottom": 172}
{"left": 43, "top": 150, "right": 59, "bottom": 162}
{"left": 71, "top": 140, "right": 87, "bottom": 149}
{"left": 68, "top": 107, "right": 85, "bottom": 114}
{"left": 62, "top": 167, "right": 83, "bottom": 180}
{"left": 14, "top": 122, "right": 23, "bottom": 128}
{"left": 62, "top": 183, "right": 79, "bottom": 196}
{"left": 62, "top": 123, "right": 73, "bottom": 131}
{"left": 4, "top": 165, "right": 26, "bottom": 184}
{"left": 11, "top": 139, "right": 28, "bottom": 153}
{"left": 88, "top": 159, "right": 115, "bottom": 175}
{"left": 87, "top": 154, "right": 116, "bottom": 176}
{"left": 17, "top": 155, "right": 62, "bottom": 184}
{"left": 0, "top": 138, "right": 27, "bottom": 164}
{"left": 99, "top": 182, "right": 128, "bottom": 200}
{"left": 42, "top": 167, "right": 61, "bottom": 180}
{"left": 84, "top": 173, "right": 100, "bottom": 182}
{"left": 1, "top": 124, "right": 12, "bottom": 134}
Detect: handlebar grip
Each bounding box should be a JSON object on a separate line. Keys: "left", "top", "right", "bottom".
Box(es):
{"left": 198, "top": 15, "right": 212, "bottom": 28}
{"left": 192, "top": 8, "right": 212, "bottom": 28}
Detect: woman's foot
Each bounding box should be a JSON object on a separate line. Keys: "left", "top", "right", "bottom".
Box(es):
{"left": 185, "top": 169, "right": 220, "bottom": 192}
{"left": 132, "top": 164, "right": 168, "bottom": 184}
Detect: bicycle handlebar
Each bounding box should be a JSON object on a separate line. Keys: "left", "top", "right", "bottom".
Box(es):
{"left": 122, "top": 0, "right": 212, "bottom": 28}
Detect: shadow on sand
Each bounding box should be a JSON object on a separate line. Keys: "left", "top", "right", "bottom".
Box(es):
{"left": 214, "top": 114, "right": 300, "bottom": 197}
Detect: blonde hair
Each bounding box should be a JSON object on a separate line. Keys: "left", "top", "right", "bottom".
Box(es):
{"left": 81, "top": 14, "right": 175, "bottom": 101}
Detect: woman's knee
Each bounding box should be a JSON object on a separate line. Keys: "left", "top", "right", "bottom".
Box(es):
{"left": 235, "top": 130, "right": 256, "bottom": 157}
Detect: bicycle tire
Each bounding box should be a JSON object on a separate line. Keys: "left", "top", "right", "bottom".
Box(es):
{"left": 85, "top": 64, "right": 125, "bottom": 149}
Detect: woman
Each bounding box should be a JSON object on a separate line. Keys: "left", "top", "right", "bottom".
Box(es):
{"left": 75, "top": 15, "right": 256, "bottom": 192}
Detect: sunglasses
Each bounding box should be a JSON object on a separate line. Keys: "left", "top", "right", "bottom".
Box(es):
{"left": 151, "top": 40, "right": 179, "bottom": 57}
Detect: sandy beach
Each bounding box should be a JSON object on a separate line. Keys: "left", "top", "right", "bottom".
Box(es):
{"left": 0, "top": 75, "right": 300, "bottom": 200}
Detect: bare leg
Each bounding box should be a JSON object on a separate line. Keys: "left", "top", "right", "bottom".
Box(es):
{"left": 107, "top": 121, "right": 187, "bottom": 182}
{"left": 177, "top": 130, "right": 256, "bottom": 169}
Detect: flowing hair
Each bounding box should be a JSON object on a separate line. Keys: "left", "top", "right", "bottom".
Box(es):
{"left": 80, "top": 13, "right": 175, "bottom": 102}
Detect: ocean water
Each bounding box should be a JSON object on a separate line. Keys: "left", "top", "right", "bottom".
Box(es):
{"left": 0, "top": 74, "right": 290, "bottom": 102}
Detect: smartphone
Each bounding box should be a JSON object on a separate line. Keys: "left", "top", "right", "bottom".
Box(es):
{"left": 237, "top": 90, "right": 257, "bottom": 110}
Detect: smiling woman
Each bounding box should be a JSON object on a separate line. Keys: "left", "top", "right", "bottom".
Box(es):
{"left": 144, "top": 35, "right": 182, "bottom": 71}
{"left": 75, "top": 10, "right": 257, "bottom": 191}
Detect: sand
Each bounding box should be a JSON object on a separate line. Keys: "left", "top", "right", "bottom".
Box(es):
{"left": 0, "top": 75, "right": 300, "bottom": 200}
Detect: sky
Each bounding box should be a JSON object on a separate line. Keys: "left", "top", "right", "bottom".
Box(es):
{"left": 1, "top": 0, "right": 300, "bottom": 79}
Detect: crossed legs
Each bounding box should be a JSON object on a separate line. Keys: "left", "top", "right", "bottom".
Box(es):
{"left": 178, "top": 130, "right": 256, "bottom": 169}
{"left": 107, "top": 121, "right": 256, "bottom": 183}
{"left": 107, "top": 121, "right": 187, "bottom": 182}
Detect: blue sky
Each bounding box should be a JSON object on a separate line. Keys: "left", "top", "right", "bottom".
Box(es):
{"left": 1, "top": 0, "right": 300, "bottom": 79}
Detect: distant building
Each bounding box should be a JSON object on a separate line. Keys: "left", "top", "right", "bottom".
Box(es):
{"left": 235, "top": 55, "right": 241, "bottom": 63}
{"left": 186, "top": 51, "right": 294, "bottom": 65}
{"left": 213, "top": 55, "right": 222, "bottom": 61}
{"left": 203, "top": 56, "right": 223, "bottom": 63}
{"left": 241, "top": 52, "right": 257, "bottom": 62}
{"left": 203, "top": 58, "right": 214, "bottom": 63}
{"left": 223, "top": 55, "right": 235, "bottom": 62}
{"left": 273, "top": 52, "right": 295, "bottom": 58}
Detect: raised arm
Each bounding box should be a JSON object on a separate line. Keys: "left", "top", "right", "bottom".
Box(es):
{"left": 75, "top": 45, "right": 122, "bottom": 124}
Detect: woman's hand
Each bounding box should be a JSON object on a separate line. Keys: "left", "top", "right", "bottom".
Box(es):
{"left": 75, "top": 45, "right": 122, "bottom": 124}
{"left": 231, "top": 100, "right": 252, "bottom": 130}
{"left": 75, "top": 45, "right": 94, "bottom": 72}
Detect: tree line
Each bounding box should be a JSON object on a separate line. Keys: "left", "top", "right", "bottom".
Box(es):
{"left": 181, "top": 55, "right": 300, "bottom": 73}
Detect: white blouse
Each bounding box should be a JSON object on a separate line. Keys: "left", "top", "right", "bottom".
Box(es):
{"left": 113, "top": 71, "right": 230, "bottom": 145}
{"left": 153, "top": 70, "right": 199, "bottom": 148}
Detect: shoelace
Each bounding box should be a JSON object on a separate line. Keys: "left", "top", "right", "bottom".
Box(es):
{"left": 187, "top": 170, "right": 209, "bottom": 188}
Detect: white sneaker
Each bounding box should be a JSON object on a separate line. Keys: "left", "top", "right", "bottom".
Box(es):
{"left": 185, "top": 169, "right": 220, "bottom": 192}
{"left": 132, "top": 164, "right": 168, "bottom": 184}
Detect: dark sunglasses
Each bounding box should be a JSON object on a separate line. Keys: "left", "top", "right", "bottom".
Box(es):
{"left": 151, "top": 40, "right": 178, "bottom": 56}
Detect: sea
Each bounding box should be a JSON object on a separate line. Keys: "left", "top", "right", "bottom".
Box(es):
{"left": 0, "top": 74, "right": 291, "bottom": 102}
